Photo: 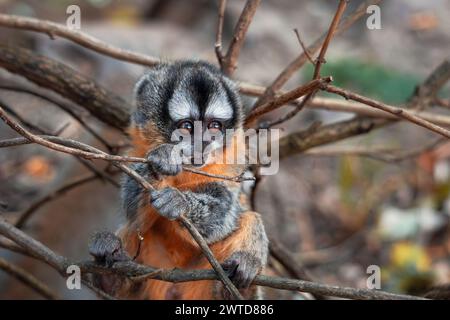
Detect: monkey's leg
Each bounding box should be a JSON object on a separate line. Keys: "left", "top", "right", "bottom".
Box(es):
{"left": 88, "top": 231, "right": 132, "bottom": 297}
{"left": 218, "top": 211, "right": 268, "bottom": 299}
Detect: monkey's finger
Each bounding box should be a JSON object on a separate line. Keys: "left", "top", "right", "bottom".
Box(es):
{"left": 222, "top": 259, "right": 239, "bottom": 278}
{"left": 233, "top": 268, "right": 255, "bottom": 289}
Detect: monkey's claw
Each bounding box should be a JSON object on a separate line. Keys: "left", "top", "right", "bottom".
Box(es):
{"left": 222, "top": 251, "right": 261, "bottom": 289}
{"left": 147, "top": 144, "right": 182, "bottom": 177}
{"left": 150, "top": 187, "right": 190, "bottom": 220}
{"left": 89, "top": 231, "right": 130, "bottom": 266}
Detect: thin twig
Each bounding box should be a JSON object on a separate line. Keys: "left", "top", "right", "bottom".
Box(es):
{"left": 130, "top": 268, "right": 164, "bottom": 283}
{"left": 313, "top": 0, "right": 348, "bottom": 80}
{"left": 0, "top": 257, "right": 59, "bottom": 299}
{"left": 0, "top": 85, "right": 115, "bottom": 152}
{"left": 0, "top": 104, "right": 120, "bottom": 189}
{"left": 253, "top": 0, "right": 381, "bottom": 108}
{"left": 409, "top": 59, "right": 450, "bottom": 110}
{"left": 435, "top": 98, "right": 450, "bottom": 109}
{"left": 307, "top": 97, "right": 450, "bottom": 127}
{"left": 184, "top": 167, "right": 255, "bottom": 182}
{"left": 179, "top": 216, "right": 244, "bottom": 300}
{"left": 0, "top": 132, "right": 254, "bottom": 183}
{"left": 215, "top": 0, "right": 227, "bottom": 65}
{"left": 76, "top": 158, "right": 121, "bottom": 188}
{"left": 264, "top": 0, "right": 347, "bottom": 128}
{"left": 302, "top": 142, "right": 448, "bottom": 164}
{"left": 245, "top": 77, "right": 332, "bottom": 125}
{"left": 324, "top": 85, "right": 450, "bottom": 139}
{"left": 0, "top": 98, "right": 48, "bottom": 134}
{"left": 293, "top": 28, "right": 314, "bottom": 65}
{"left": 278, "top": 58, "right": 450, "bottom": 159}
{"left": 221, "top": 0, "right": 261, "bottom": 76}
{"left": 0, "top": 217, "right": 113, "bottom": 299}
{"left": 269, "top": 236, "right": 325, "bottom": 300}
{"left": 260, "top": 98, "right": 308, "bottom": 129}
{"left": 240, "top": 82, "right": 450, "bottom": 127}
{"left": 0, "top": 14, "right": 159, "bottom": 67}
{"left": 15, "top": 175, "right": 99, "bottom": 229}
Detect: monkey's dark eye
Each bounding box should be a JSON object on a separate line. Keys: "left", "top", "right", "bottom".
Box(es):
{"left": 207, "top": 120, "right": 222, "bottom": 132}
{"left": 177, "top": 120, "right": 194, "bottom": 134}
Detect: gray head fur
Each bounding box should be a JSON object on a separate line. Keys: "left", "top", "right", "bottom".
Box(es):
{"left": 132, "top": 60, "right": 244, "bottom": 142}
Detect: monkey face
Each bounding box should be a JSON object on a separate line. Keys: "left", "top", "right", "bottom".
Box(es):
{"left": 132, "top": 61, "right": 244, "bottom": 167}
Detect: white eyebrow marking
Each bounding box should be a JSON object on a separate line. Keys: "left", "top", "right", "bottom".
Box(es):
{"left": 168, "top": 91, "right": 200, "bottom": 121}
{"left": 205, "top": 94, "right": 233, "bottom": 120}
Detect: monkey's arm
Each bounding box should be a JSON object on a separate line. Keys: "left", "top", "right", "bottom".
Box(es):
{"left": 122, "top": 143, "right": 182, "bottom": 220}
{"left": 220, "top": 211, "right": 268, "bottom": 290}
{"left": 150, "top": 182, "right": 269, "bottom": 291}
{"left": 150, "top": 181, "right": 241, "bottom": 243}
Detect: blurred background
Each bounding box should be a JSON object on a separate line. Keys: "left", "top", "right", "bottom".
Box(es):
{"left": 0, "top": 0, "right": 449, "bottom": 299}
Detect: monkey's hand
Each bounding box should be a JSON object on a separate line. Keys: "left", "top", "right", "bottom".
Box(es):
{"left": 150, "top": 187, "right": 189, "bottom": 220}
{"left": 147, "top": 144, "right": 182, "bottom": 178}
{"left": 89, "top": 231, "right": 131, "bottom": 266}
{"left": 222, "top": 251, "right": 263, "bottom": 290}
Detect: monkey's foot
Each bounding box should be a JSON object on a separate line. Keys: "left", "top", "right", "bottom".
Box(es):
{"left": 222, "top": 251, "right": 262, "bottom": 290}
{"left": 89, "top": 231, "right": 130, "bottom": 266}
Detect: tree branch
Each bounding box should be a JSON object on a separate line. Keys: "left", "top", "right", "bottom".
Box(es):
{"left": 312, "top": 0, "right": 348, "bottom": 80}
{"left": 0, "top": 45, "right": 131, "bottom": 130}
{"left": 279, "top": 57, "right": 450, "bottom": 159}
{"left": 279, "top": 116, "right": 387, "bottom": 159}
{"left": 0, "top": 13, "right": 159, "bottom": 67}
{"left": 409, "top": 59, "right": 450, "bottom": 109}
{"left": 269, "top": 236, "right": 326, "bottom": 300}
{"left": 324, "top": 84, "right": 450, "bottom": 138}
{"left": 253, "top": 0, "right": 381, "bottom": 107}
{"left": 245, "top": 77, "right": 332, "bottom": 125}
{"left": 14, "top": 175, "right": 100, "bottom": 229}
{"left": 261, "top": 0, "right": 348, "bottom": 128}
{"left": 0, "top": 84, "right": 116, "bottom": 152}
{"left": 0, "top": 217, "right": 426, "bottom": 300}
{"left": 293, "top": 29, "right": 314, "bottom": 65}
{"left": 215, "top": 0, "right": 227, "bottom": 64}
{"left": 0, "top": 257, "right": 59, "bottom": 299}
{"left": 221, "top": 0, "right": 261, "bottom": 76}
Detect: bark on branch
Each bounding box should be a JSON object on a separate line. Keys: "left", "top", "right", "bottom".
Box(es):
{"left": 0, "top": 44, "right": 131, "bottom": 130}
{"left": 0, "top": 13, "right": 160, "bottom": 67}
{"left": 0, "top": 218, "right": 425, "bottom": 300}
{"left": 219, "top": 0, "right": 261, "bottom": 76}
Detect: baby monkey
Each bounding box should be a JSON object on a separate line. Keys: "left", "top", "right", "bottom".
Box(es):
{"left": 89, "top": 61, "right": 268, "bottom": 299}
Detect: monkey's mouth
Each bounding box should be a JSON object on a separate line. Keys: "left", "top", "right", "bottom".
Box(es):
{"left": 192, "top": 162, "right": 205, "bottom": 168}
{"left": 180, "top": 141, "right": 223, "bottom": 168}
{"left": 184, "top": 155, "right": 209, "bottom": 168}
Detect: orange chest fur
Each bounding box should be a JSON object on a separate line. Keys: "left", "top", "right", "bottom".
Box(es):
{"left": 127, "top": 125, "right": 243, "bottom": 267}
